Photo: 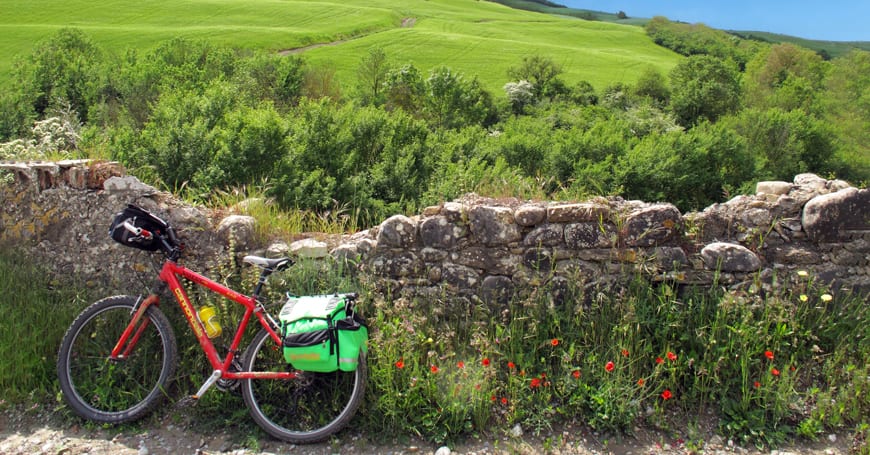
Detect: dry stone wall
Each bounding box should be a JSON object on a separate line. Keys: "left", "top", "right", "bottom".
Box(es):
{"left": 1, "top": 161, "right": 868, "bottom": 304}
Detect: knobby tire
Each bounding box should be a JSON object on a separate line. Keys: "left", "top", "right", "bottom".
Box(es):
{"left": 240, "top": 328, "right": 366, "bottom": 444}
{"left": 57, "top": 295, "right": 177, "bottom": 423}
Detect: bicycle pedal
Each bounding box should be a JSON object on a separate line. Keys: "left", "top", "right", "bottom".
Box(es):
{"left": 174, "top": 396, "right": 198, "bottom": 408}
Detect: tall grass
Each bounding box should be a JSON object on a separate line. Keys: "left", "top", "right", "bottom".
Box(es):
{"left": 364, "top": 271, "right": 869, "bottom": 448}
{"left": 204, "top": 183, "right": 364, "bottom": 240}
{"left": 0, "top": 252, "right": 91, "bottom": 401}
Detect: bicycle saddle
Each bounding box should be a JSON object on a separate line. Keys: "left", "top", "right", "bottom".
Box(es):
{"left": 243, "top": 256, "right": 293, "bottom": 272}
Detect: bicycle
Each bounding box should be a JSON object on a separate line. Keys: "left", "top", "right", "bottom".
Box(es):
{"left": 56, "top": 204, "right": 367, "bottom": 444}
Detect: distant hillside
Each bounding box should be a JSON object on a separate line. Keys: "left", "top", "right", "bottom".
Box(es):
{"left": 491, "top": 0, "right": 870, "bottom": 59}
{"left": 728, "top": 31, "right": 870, "bottom": 59}
{"left": 488, "top": 0, "right": 649, "bottom": 26}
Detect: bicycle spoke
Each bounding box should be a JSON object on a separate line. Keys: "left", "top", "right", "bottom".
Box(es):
{"left": 241, "top": 329, "right": 366, "bottom": 443}
{"left": 58, "top": 296, "right": 177, "bottom": 423}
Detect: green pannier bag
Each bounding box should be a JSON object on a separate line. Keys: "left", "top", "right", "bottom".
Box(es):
{"left": 279, "top": 293, "right": 368, "bottom": 373}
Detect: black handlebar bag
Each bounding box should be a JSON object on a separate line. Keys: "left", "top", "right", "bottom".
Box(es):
{"left": 108, "top": 204, "right": 171, "bottom": 251}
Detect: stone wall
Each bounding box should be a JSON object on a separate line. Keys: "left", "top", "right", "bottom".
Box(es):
{"left": 1, "top": 160, "right": 868, "bottom": 303}
{"left": 0, "top": 160, "right": 225, "bottom": 294}
{"left": 335, "top": 177, "right": 869, "bottom": 304}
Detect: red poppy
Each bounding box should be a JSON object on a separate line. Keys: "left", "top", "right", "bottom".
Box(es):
{"left": 507, "top": 361, "right": 516, "bottom": 369}
{"left": 490, "top": 395, "right": 496, "bottom": 402}
{"left": 637, "top": 378, "right": 645, "bottom": 386}
{"left": 753, "top": 381, "right": 761, "bottom": 388}
{"left": 621, "top": 349, "right": 630, "bottom": 357}
{"left": 501, "top": 397, "right": 508, "bottom": 405}
{"left": 764, "top": 350, "right": 774, "bottom": 360}
{"left": 457, "top": 361, "right": 465, "bottom": 369}
{"left": 605, "top": 361, "right": 615, "bottom": 372}
{"left": 540, "top": 372, "right": 547, "bottom": 379}
{"left": 395, "top": 359, "right": 405, "bottom": 369}
{"left": 482, "top": 358, "right": 491, "bottom": 367}
{"left": 430, "top": 365, "right": 439, "bottom": 374}
{"left": 530, "top": 378, "right": 542, "bottom": 388}
{"left": 771, "top": 368, "right": 780, "bottom": 376}
{"left": 656, "top": 356, "right": 664, "bottom": 365}
{"left": 572, "top": 370, "right": 581, "bottom": 379}
{"left": 667, "top": 351, "right": 677, "bottom": 362}
{"left": 661, "top": 389, "right": 673, "bottom": 400}
{"left": 551, "top": 338, "right": 559, "bottom": 347}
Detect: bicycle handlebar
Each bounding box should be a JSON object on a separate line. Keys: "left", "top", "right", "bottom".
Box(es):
{"left": 122, "top": 220, "right": 182, "bottom": 260}
{"left": 123, "top": 221, "right": 152, "bottom": 240}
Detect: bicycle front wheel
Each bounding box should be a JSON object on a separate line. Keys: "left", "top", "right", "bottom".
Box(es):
{"left": 240, "top": 328, "right": 366, "bottom": 444}
{"left": 57, "top": 295, "right": 177, "bottom": 423}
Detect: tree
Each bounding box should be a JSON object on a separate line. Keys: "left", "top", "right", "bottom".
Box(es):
{"left": 722, "top": 108, "right": 836, "bottom": 181}
{"left": 240, "top": 52, "right": 305, "bottom": 110}
{"left": 355, "top": 47, "right": 391, "bottom": 106}
{"left": 669, "top": 55, "right": 741, "bottom": 127}
{"left": 302, "top": 62, "right": 342, "bottom": 101}
{"left": 423, "top": 67, "right": 493, "bottom": 129}
{"left": 823, "top": 50, "right": 870, "bottom": 182}
{"left": 384, "top": 64, "right": 425, "bottom": 114}
{"left": 12, "top": 28, "right": 104, "bottom": 123}
{"left": 743, "top": 43, "right": 828, "bottom": 113}
{"left": 507, "top": 55, "right": 567, "bottom": 100}
{"left": 504, "top": 80, "right": 535, "bottom": 114}
{"left": 568, "top": 80, "right": 598, "bottom": 106}
{"left": 632, "top": 66, "right": 670, "bottom": 106}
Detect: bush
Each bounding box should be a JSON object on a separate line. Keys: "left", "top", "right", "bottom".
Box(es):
{"left": 11, "top": 28, "right": 104, "bottom": 123}
{"left": 669, "top": 55, "right": 742, "bottom": 127}
{"left": 721, "top": 108, "right": 836, "bottom": 181}
{"left": 616, "top": 122, "right": 752, "bottom": 211}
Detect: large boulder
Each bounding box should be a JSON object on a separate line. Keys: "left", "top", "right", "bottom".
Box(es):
{"left": 377, "top": 215, "right": 418, "bottom": 248}
{"left": 700, "top": 242, "right": 762, "bottom": 272}
{"left": 802, "top": 188, "right": 870, "bottom": 242}
{"left": 621, "top": 204, "right": 682, "bottom": 247}
{"left": 468, "top": 206, "right": 522, "bottom": 245}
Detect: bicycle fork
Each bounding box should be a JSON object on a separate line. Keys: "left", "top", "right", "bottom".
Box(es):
{"left": 111, "top": 294, "right": 160, "bottom": 359}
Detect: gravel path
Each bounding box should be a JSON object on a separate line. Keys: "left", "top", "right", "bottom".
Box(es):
{"left": 0, "top": 401, "right": 856, "bottom": 455}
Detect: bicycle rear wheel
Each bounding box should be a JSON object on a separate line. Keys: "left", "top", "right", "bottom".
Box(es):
{"left": 57, "top": 295, "right": 177, "bottom": 423}
{"left": 240, "top": 328, "right": 366, "bottom": 444}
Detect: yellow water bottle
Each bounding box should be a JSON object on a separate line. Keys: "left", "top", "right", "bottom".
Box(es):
{"left": 198, "top": 305, "right": 222, "bottom": 338}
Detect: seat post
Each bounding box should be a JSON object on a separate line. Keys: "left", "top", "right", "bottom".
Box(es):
{"left": 251, "top": 269, "right": 273, "bottom": 299}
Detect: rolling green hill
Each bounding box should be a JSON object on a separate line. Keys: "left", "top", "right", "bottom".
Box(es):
{"left": 0, "top": 0, "right": 681, "bottom": 92}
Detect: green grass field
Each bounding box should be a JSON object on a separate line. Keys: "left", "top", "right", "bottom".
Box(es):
{"left": 0, "top": 0, "right": 681, "bottom": 92}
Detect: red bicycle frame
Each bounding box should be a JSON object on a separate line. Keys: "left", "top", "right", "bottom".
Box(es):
{"left": 110, "top": 259, "right": 295, "bottom": 384}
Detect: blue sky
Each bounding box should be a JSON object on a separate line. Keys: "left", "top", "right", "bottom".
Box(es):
{"left": 557, "top": 1, "right": 870, "bottom": 42}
